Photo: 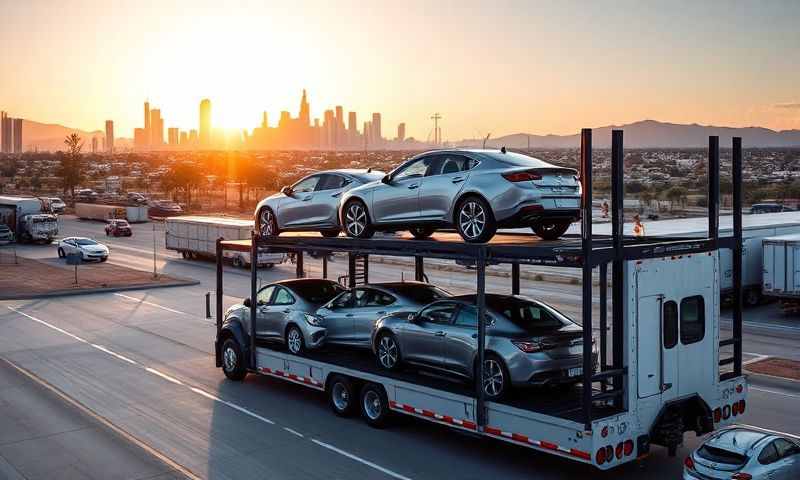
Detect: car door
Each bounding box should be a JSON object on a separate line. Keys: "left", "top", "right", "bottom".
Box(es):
{"left": 418, "top": 154, "right": 472, "bottom": 221}
{"left": 279, "top": 175, "right": 321, "bottom": 228}
{"left": 314, "top": 174, "right": 351, "bottom": 228}
{"left": 371, "top": 157, "right": 432, "bottom": 223}
{"left": 769, "top": 438, "right": 800, "bottom": 480}
{"left": 318, "top": 290, "right": 355, "bottom": 344}
{"left": 351, "top": 288, "right": 395, "bottom": 345}
{"left": 400, "top": 301, "right": 457, "bottom": 367}
{"left": 254, "top": 285, "right": 277, "bottom": 337}
{"left": 442, "top": 304, "right": 479, "bottom": 377}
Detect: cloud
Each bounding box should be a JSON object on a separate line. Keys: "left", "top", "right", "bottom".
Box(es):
{"left": 774, "top": 102, "right": 800, "bottom": 109}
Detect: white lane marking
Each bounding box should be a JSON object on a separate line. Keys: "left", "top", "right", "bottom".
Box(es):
{"left": 91, "top": 344, "right": 138, "bottom": 365}
{"left": 146, "top": 367, "right": 184, "bottom": 385}
{"left": 9, "top": 306, "right": 414, "bottom": 480}
{"left": 311, "top": 439, "right": 413, "bottom": 480}
{"left": 114, "top": 293, "right": 187, "bottom": 315}
{"left": 283, "top": 427, "right": 304, "bottom": 438}
{"left": 722, "top": 320, "right": 800, "bottom": 333}
{"left": 743, "top": 353, "right": 771, "bottom": 366}
{"left": 750, "top": 386, "right": 800, "bottom": 399}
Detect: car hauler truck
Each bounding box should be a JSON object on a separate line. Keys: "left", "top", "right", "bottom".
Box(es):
{"left": 213, "top": 131, "right": 747, "bottom": 470}
{"left": 0, "top": 195, "right": 58, "bottom": 243}
{"left": 165, "top": 215, "right": 285, "bottom": 268}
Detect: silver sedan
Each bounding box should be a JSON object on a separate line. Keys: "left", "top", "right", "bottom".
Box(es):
{"left": 684, "top": 426, "right": 800, "bottom": 480}
{"left": 255, "top": 169, "right": 384, "bottom": 238}
{"left": 340, "top": 148, "right": 581, "bottom": 243}
{"left": 316, "top": 282, "right": 451, "bottom": 347}
{"left": 371, "top": 294, "right": 596, "bottom": 400}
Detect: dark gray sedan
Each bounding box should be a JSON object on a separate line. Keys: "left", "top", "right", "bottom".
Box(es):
{"left": 316, "top": 282, "right": 451, "bottom": 348}
{"left": 371, "top": 294, "right": 596, "bottom": 400}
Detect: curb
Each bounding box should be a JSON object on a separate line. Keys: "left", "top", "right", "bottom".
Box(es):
{"left": 0, "top": 278, "right": 200, "bottom": 301}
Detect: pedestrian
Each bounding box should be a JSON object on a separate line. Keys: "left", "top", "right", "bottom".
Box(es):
{"left": 633, "top": 214, "right": 645, "bottom": 237}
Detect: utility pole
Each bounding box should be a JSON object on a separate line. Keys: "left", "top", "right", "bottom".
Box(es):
{"left": 430, "top": 113, "right": 442, "bottom": 146}
{"left": 483, "top": 133, "right": 491, "bottom": 149}
{"left": 152, "top": 222, "right": 158, "bottom": 279}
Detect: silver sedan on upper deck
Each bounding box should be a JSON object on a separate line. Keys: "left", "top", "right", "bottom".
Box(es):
{"left": 339, "top": 148, "right": 581, "bottom": 243}
{"left": 255, "top": 169, "right": 385, "bottom": 238}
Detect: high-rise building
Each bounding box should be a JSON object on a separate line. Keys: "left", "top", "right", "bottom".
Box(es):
{"left": 348, "top": 111, "right": 357, "bottom": 135}
{"left": 199, "top": 99, "right": 211, "bottom": 147}
{"left": 1, "top": 112, "right": 11, "bottom": 153}
{"left": 179, "top": 131, "right": 188, "bottom": 145}
{"left": 91, "top": 136, "right": 98, "bottom": 153}
{"left": 371, "top": 113, "right": 382, "bottom": 145}
{"left": 150, "top": 109, "right": 164, "bottom": 146}
{"left": 323, "top": 110, "right": 335, "bottom": 149}
{"left": 363, "top": 121, "right": 371, "bottom": 148}
{"left": 143, "top": 101, "right": 151, "bottom": 146}
{"left": 397, "top": 123, "right": 406, "bottom": 142}
{"left": 335, "top": 106, "right": 344, "bottom": 146}
{"left": 188, "top": 129, "right": 198, "bottom": 144}
{"left": 261, "top": 111, "right": 269, "bottom": 129}
{"left": 133, "top": 128, "right": 147, "bottom": 149}
{"left": 105, "top": 120, "right": 114, "bottom": 153}
{"left": 299, "top": 89, "right": 310, "bottom": 127}
{"left": 12, "top": 118, "right": 22, "bottom": 153}
{"left": 168, "top": 127, "right": 179, "bottom": 146}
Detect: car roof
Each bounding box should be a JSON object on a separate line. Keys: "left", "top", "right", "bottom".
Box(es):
{"left": 706, "top": 427, "right": 773, "bottom": 454}
{"left": 272, "top": 278, "right": 338, "bottom": 287}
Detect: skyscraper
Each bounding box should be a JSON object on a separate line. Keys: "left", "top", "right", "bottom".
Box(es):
{"left": 335, "top": 106, "right": 344, "bottom": 146}
{"left": 199, "top": 99, "right": 211, "bottom": 147}
{"left": 168, "top": 127, "right": 179, "bottom": 146}
{"left": 144, "top": 101, "right": 151, "bottom": 146}
{"left": 397, "top": 123, "right": 406, "bottom": 142}
{"left": 0, "top": 112, "right": 11, "bottom": 153}
{"left": 323, "top": 109, "right": 335, "bottom": 149}
{"left": 91, "top": 136, "right": 98, "bottom": 153}
{"left": 12, "top": 118, "right": 22, "bottom": 153}
{"left": 348, "top": 111, "right": 357, "bottom": 134}
{"left": 134, "top": 128, "right": 147, "bottom": 149}
{"left": 105, "top": 120, "right": 114, "bottom": 153}
{"left": 150, "top": 109, "right": 164, "bottom": 146}
{"left": 299, "top": 89, "right": 310, "bottom": 127}
{"left": 179, "top": 131, "right": 188, "bottom": 145}
{"left": 371, "top": 113, "right": 382, "bottom": 146}
{"left": 261, "top": 111, "right": 268, "bottom": 129}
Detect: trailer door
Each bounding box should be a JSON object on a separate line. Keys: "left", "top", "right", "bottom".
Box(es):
{"left": 636, "top": 294, "right": 662, "bottom": 398}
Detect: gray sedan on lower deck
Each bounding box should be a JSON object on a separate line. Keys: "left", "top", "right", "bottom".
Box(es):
{"left": 371, "top": 294, "right": 596, "bottom": 400}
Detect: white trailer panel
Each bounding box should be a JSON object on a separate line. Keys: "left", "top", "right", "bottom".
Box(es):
{"left": 762, "top": 234, "right": 800, "bottom": 298}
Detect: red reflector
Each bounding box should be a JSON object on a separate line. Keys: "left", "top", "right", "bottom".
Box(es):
{"left": 738, "top": 399, "right": 746, "bottom": 415}
{"left": 714, "top": 408, "right": 721, "bottom": 423}
{"left": 605, "top": 445, "right": 613, "bottom": 460}
{"left": 732, "top": 402, "right": 739, "bottom": 416}
{"left": 502, "top": 171, "right": 542, "bottom": 182}
{"left": 684, "top": 456, "right": 695, "bottom": 470}
{"left": 722, "top": 405, "right": 731, "bottom": 420}
{"left": 615, "top": 443, "right": 623, "bottom": 459}
{"left": 623, "top": 440, "right": 634, "bottom": 456}
{"left": 520, "top": 204, "right": 544, "bottom": 213}
{"left": 736, "top": 384, "right": 743, "bottom": 393}
{"left": 601, "top": 426, "right": 608, "bottom": 438}
{"left": 596, "top": 447, "right": 606, "bottom": 465}
{"left": 540, "top": 441, "right": 558, "bottom": 451}
{"left": 571, "top": 449, "right": 591, "bottom": 460}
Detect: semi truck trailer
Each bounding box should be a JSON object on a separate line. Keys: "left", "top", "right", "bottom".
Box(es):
{"left": 762, "top": 233, "right": 800, "bottom": 305}
{"left": 74, "top": 202, "right": 149, "bottom": 223}
{"left": 0, "top": 195, "right": 58, "bottom": 243}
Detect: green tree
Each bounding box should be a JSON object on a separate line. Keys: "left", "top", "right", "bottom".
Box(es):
{"left": 162, "top": 163, "right": 203, "bottom": 205}
{"left": 663, "top": 186, "right": 688, "bottom": 212}
{"left": 638, "top": 189, "right": 654, "bottom": 212}
{"left": 59, "top": 133, "right": 83, "bottom": 197}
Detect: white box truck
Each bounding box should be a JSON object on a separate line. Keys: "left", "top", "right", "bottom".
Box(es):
{"left": 75, "top": 203, "right": 149, "bottom": 223}
{"left": 762, "top": 233, "right": 800, "bottom": 300}
{"left": 165, "top": 216, "right": 285, "bottom": 268}
{"left": 0, "top": 195, "right": 59, "bottom": 243}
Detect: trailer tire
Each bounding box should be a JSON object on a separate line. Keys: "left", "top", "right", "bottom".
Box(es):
{"left": 58, "top": 247, "right": 65, "bottom": 258}
{"left": 221, "top": 338, "right": 247, "bottom": 381}
{"left": 745, "top": 288, "right": 762, "bottom": 307}
{"left": 328, "top": 375, "right": 358, "bottom": 417}
{"left": 181, "top": 251, "right": 189, "bottom": 259}
{"left": 360, "top": 383, "right": 390, "bottom": 428}
{"left": 532, "top": 220, "right": 571, "bottom": 241}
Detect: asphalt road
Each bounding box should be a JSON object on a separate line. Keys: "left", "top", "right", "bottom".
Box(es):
{"left": 1, "top": 215, "right": 798, "bottom": 480}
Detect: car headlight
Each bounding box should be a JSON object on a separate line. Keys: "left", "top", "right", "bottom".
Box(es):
{"left": 304, "top": 313, "right": 322, "bottom": 326}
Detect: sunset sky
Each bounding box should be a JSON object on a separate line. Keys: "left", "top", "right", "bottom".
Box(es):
{"left": 1, "top": 0, "right": 799, "bottom": 140}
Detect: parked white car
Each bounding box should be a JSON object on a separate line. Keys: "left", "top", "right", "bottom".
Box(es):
{"left": 57, "top": 237, "right": 109, "bottom": 262}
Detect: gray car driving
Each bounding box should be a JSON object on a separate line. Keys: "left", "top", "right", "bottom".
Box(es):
{"left": 371, "top": 294, "right": 596, "bottom": 400}
{"left": 255, "top": 169, "right": 385, "bottom": 238}
{"left": 340, "top": 148, "right": 581, "bottom": 243}
{"left": 223, "top": 279, "right": 345, "bottom": 356}
{"left": 316, "top": 282, "right": 452, "bottom": 347}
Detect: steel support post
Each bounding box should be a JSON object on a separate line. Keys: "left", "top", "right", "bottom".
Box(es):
{"left": 296, "top": 251, "right": 304, "bottom": 278}
{"left": 511, "top": 263, "right": 520, "bottom": 295}
{"left": 732, "top": 137, "right": 743, "bottom": 376}
{"left": 249, "top": 233, "right": 258, "bottom": 369}
{"left": 611, "top": 129, "right": 625, "bottom": 406}
{"left": 415, "top": 256, "right": 424, "bottom": 282}
{"left": 322, "top": 254, "right": 328, "bottom": 279}
{"left": 580, "top": 128, "right": 593, "bottom": 430}
{"left": 348, "top": 253, "right": 357, "bottom": 288}
{"left": 476, "top": 247, "right": 487, "bottom": 427}
{"left": 599, "top": 261, "right": 608, "bottom": 392}
{"left": 708, "top": 136, "right": 720, "bottom": 242}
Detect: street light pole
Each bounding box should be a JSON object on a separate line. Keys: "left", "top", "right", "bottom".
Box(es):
{"left": 152, "top": 221, "right": 157, "bottom": 279}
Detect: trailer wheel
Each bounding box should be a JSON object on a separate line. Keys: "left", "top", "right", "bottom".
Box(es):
{"left": 745, "top": 288, "right": 762, "bottom": 307}
{"left": 58, "top": 247, "right": 65, "bottom": 258}
{"left": 360, "top": 383, "right": 390, "bottom": 428}
{"left": 181, "top": 251, "right": 189, "bottom": 259}
{"left": 328, "top": 375, "right": 358, "bottom": 417}
{"left": 221, "top": 338, "right": 247, "bottom": 381}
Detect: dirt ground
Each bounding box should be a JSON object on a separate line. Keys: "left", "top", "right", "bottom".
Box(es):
{"left": 746, "top": 357, "right": 800, "bottom": 381}
{"left": 0, "top": 253, "right": 196, "bottom": 300}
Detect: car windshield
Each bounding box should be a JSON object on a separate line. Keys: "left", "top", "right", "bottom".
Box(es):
{"left": 487, "top": 296, "right": 570, "bottom": 331}
{"left": 696, "top": 445, "right": 748, "bottom": 465}
{"left": 116, "top": 221, "right": 130, "bottom": 226}
{"left": 75, "top": 239, "right": 98, "bottom": 246}
{"left": 289, "top": 281, "right": 345, "bottom": 304}
{"left": 387, "top": 284, "right": 451, "bottom": 304}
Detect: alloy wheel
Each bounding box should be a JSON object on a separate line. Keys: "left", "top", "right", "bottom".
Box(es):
{"left": 363, "top": 390, "right": 382, "bottom": 420}
{"left": 223, "top": 346, "right": 237, "bottom": 372}
{"left": 260, "top": 209, "right": 276, "bottom": 236}
{"left": 346, "top": 203, "right": 367, "bottom": 237}
{"left": 482, "top": 358, "right": 504, "bottom": 398}
{"left": 377, "top": 336, "right": 398, "bottom": 368}
{"left": 459, "top": 201, "right": 486, "bottom": 240}
{"left": 332, "top": 382, "right": 350, "bottom": 411}
{"left": 287, "top": 328, "right": 302, "bottom": 354}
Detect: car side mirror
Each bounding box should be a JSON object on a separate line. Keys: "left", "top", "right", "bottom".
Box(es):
{"left": 243, "top": 297, "right": 252, "bottom": 308}
{"left": 381, "top": 174, "right": 391, "bottom": 185}
{"left": 408, "top": 313, "right": 417, "bottom": 322}
{"left": 281, "top": 186, "right": 293, "bottom": 196}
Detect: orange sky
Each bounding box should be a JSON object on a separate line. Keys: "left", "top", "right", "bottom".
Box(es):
{"left": 1, "top": 1, "right": 799, "bottom": 140}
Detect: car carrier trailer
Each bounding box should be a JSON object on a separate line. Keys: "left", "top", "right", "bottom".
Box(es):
{"left": 213, "top": 130, "right": 747, "bottom": 470}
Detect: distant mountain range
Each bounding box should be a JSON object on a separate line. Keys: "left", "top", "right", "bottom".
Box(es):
{"left": 455, "top": 120, "right": 800, "bottom": 149}
{"left": 19, "top": 120, "right": 131, "bottom": 152}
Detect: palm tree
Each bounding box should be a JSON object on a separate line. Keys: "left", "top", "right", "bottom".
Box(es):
{"left": 60, "top": 133, "right": 84, "bottom": 197}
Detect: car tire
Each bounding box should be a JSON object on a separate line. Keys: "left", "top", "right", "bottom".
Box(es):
{"left": 100, "top": 257, "right": 107, "bottom": 262}
{"left": 221, "top": 338, "right": 248, "bottom": 381}
{"left": 455, "top": 196, "right": 496, "bottom": 243}
{"left": 232, "top": 255, "right": 244, "bottom": 268}
{"left": 375, "top": 332, "right": 402, "bottom": 371}
{"left": 328, "top": 375, "right": 358, "bottom": 417}
{"left": 478, "top": 353, "right": 510, "bottom": 401}
{"left": 343, "top": 200, "right": 374, "bottom": 239}
{"left": 359, "top": 383, "right": 391, "bottom": 428}
{"left": 320, "top": 229, "right": 340, "bottom": 238}
{"left": 285, "top": 324, "right": 305, "bottom": 355}
{"left": 263, "top": 263, "right": 274, "bottom": 269}
{"left": 181, "top": 251, "right": 189, "bottom": 259}
{"left": 57, "top": 247, "right": 65, "bottom": 258}
{"left": 258, "top": 208, "right": 279, "bottom": 237}
{"left": 409, "top": 226, "right": 436, "bottom": 239}
{"left": 532, "top": 220, "right": 571, "bottom": 241}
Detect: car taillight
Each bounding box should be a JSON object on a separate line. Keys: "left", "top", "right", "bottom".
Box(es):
{"left": 615, "top": 443, "right": 623, "bottom": 459}
{"left": 623, "top": 440, "right": 634, "bottom": 456}
{"left": 596, "top": 447, "right": 606, "bottom": 465}
{"left": 511, "top": 340, "right": 543, "bottom": 353}
{"left": 731, "top": 473, "right": 752, "bottom": 480}
{"left": 684, "top": 456, "right": 695, "bottom": 470}
{"left": 503, "top": 171, "right": 542, "bottom": 182}
{"left": 732, "top": 402, "right": 739, "bottom": 416}
{"left": 738, "top": 399, "right": 746, "bottom": 415}
{"left": 714, "top": 407, "right": 722, "bottom": 423}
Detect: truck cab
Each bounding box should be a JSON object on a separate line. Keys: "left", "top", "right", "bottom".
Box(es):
{"left": 18, "top": 213, "right": 59, "bottom": 243}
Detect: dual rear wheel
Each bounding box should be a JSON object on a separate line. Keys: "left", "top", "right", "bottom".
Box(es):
{"left": 328, "top": 375, "right": 390, "bottom": 428}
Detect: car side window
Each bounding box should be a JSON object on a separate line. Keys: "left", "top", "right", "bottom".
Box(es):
{"left": 316, "top": 174, "right": 348, "bottom": 191}
{"left": 774, "top": 438, "right": 798, "bottom": 459}
{"left": 680, "top": 295, "right": 705, "bottom": 345}
{"left": 454, "top": 306, "right": 478, "bottom": 328}
{"left": 330, "top": 291, "right": 352, "bottom": 309}
{"left": 354, "top": 288, "right": 372, "bottom": 307}
{"left": 663, "top": 300, "right": 678, "bottom": 349}
{"left": 758, "top": 441, "right": 780, "bottom": 465}
{"left": 394, "top": 158, "right": 431, "bottom": 181}
{"left": 256, "top": 286, "right": 275, "bottom": 305}
{"left": 273, "top": 287, "right": 295, "bottom": 305}
{"left": 365, "top": 291, "right": 395, "bottom": 307}
{"left": 292, "top": 175, "right": 320, "bottom": 193}
{"left": 438, "top": 155, "right": 473, "bottom": 175}
{"left": 418, "top": 302, "right": 457, "bottom": 325}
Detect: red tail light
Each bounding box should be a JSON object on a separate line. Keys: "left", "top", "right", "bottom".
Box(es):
{"left": 605, "top": 445, "right": 613, "bottom": 460}
{"left": 511, "top": 340, "right": 543, "bottom": 353}
{"left": 722, "top": 405, "right": 731, "bottom": 420}
{"left": 623, "top": 440, "right": 634, "bottom": 456}
{"left": 503, "top": 171, "right": 542, "bottom": 182}
{"left": 596, "top": 447, "right": 606, "bottom": 465}
{"left": 615, "top": 443, "right": 623, "bottom": 459}
{"left": 732, "top": 402, "right": 739, "bottom": 416}
{"left": 731, "top": 473, "right": 752, "bottom": 480}
{"left": 684, "top": 456, "right": 695, "bottom": 470}
{"left": 714, "top": 408, "right": 722, "bottom": 423}
{"left": 738, "top": 399, "right": 746, "bottom": 414}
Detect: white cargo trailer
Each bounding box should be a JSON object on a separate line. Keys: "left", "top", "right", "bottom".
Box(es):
{"left": 165, "top": 216, "right": 285, "bottom": 268}
{"left": 762, "top": 233, "right": 800, "bottom": 300}
{"left": 75, "top": 203, "right": 149, "bottom": 223}
{"left": 0, "top": 195, "right": 58, "bottom": 243}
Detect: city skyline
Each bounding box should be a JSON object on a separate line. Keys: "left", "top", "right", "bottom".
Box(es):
{"left": 1, "top": 1, "right": 799, "bottom": 142}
